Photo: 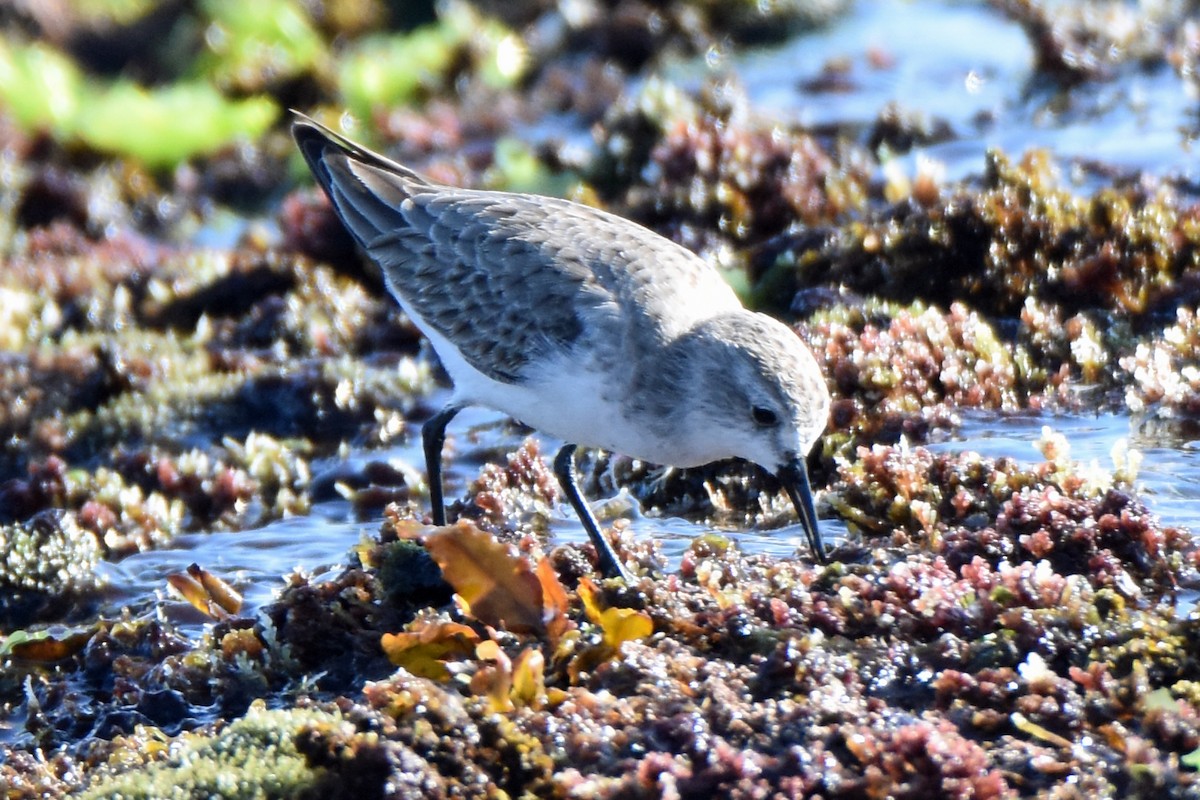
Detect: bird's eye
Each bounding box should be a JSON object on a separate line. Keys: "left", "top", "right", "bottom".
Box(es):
{"left": 751, "top": 406, "right": 779, "bottom": 427}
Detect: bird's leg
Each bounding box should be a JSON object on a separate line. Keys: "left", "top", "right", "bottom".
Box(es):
{"left": 422, "top": 404, "right": 463, "bottom": 526}
{"left": 553, "top": 444, "right": 631, "bottom": 581}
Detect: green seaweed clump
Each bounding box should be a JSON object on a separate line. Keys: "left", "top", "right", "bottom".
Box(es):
{"left": 78, "top": 701, "right": 345, "bottom": 800}
{"left": 337, "top": 2, "right": 526, "bottom": 121}
{"left": 196, "top": 0, "right": 324, "bottom": 93}
{"left": 76, "top": 82, "right": 278, "bottom": 170}
{"left": 0, "top": 40, "right": 277, "bottom": 169}
{"left": 0, "top": 510, "right": 102, "bottom": 626}
{"left": 0, "top": 41, "right": 81, "bottom": 138}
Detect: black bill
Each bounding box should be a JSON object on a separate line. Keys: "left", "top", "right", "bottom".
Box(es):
{"left": 778, "top": 458, "right": 827, "bottom": 564}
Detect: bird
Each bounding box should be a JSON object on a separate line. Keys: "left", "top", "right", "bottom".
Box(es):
{"left": 292, "top": 113, "right": 831, "bottom": 581}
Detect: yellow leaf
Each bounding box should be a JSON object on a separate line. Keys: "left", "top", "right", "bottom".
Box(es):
{"left": 353, "top": 539, "right": 377, "bottom": 569}
{"left": 1011, "top": 711, "right": 1074, "bottom": 749}
{"left": 381, "top": 620, "right": 480, "bottom": 679}
{"left": 511, "top": 648, "right": 546, "bottom": 709}
{"left": 578, "top": 577, "right": 653, "bottom": 648}
{"left": 598, "top": 607, "right": 653, "bottom": 648}
{"left": 425, "top": 521, "right": 545, "bottom": 634}
{"left": 536, "top": 557, "right": 573, "bottom": 643}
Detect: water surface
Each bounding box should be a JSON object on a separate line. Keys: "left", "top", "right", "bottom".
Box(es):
{"left": 101, "top": 405, "right": 1199, "bottom": 632}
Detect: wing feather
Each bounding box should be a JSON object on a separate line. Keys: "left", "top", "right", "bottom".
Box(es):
{"left": 291, "top": 114, "right": 741, "bottom": 384}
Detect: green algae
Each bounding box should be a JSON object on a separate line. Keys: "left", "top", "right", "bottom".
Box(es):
{"left": 0, "top": 41, "right": 82, "bottom": 138}
{"left": 337, "top": 33, "right": 455, "bottom": 117}
{"left": 375, "top": 538, "right": 451, "bottom": 608}
{"left": 337, "top": 3, "right": 525, "bottom": 120}
{"left": 487, "top": 138, "right": 574, "bottom": 197}
{"left": 71, "top": 0, "right": 162, "bottom": 25}
{"left": 76, "top": 82, "right": 278, "bottom": 170}
{"left": 0, "top": 38, "right": 277, "bottom": 168}
{"left": 196, "top": 0, "right": 324, "bottom": 93}
{"left": 77, "top": 702, "right": 344, "bottom": 800}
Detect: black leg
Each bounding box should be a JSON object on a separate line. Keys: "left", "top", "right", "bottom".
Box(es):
{"left": 553, "top": 444, "right": 631, "bottom": 581}
{"left": 422, "top": 405, "right": 462, "bottom": 525}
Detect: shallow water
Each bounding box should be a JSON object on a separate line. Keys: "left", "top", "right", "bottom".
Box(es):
{"left": 96, "top": 504, "right": 368, "bottom": 630}
{"left": 100, "top": 405, "right": 1199, "bottom": 633}
{"left": 670, "top": 0, "right": 1199, "bottom": 183}
{"left": 939, "top": 411, "right": 1200, "bottom": 532}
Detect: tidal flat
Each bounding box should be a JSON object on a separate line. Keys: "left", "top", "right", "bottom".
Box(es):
{"left": 2, "top": 0, "right": 1200, "bottom": 797}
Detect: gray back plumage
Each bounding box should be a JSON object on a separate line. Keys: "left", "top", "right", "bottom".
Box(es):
{"left": 292, "top": 115, "right": 740, "bottom": 384}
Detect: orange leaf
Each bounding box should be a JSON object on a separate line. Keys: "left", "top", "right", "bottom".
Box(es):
{"left": 167, "top": 564, "right": 241, "bottom": 619}
{"left": 425, "top": 521, "right": 545, "bottom": 634}
{"left": 472, "top": 639, "right": 513, "bottom": 712}
{"left": 381, "top": 620, "right": 480, "bottom": 679}
{"left": 577, "top": 577, "right": 605, "bottom": 624}
{"left": 536, "top": 557, "right": 573, "bottom": 643}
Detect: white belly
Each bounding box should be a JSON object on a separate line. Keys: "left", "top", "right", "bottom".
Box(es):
{"left": 418, "top": 320, "right": 692, "bottom": 462}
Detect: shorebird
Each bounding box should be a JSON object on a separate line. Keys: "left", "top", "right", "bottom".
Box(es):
{"left": 293, "top": 114, "right": 831, "bottom": 580}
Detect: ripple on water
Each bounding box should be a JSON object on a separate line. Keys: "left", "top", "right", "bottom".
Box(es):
{"left": 96, "top": 507, "right": 371, "bottom": 634}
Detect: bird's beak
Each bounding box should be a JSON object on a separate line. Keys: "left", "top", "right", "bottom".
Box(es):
{"left": 777, "top": 458, "right": 827, "bottom": 564}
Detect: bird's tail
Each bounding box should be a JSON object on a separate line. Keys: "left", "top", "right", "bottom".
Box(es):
{"left": 290, "top": 111, "right": 432, "bottom": 245}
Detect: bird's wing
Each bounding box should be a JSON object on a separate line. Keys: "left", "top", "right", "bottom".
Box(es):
{"left": 293, "top": 116, "right": 740, "bottom": 383}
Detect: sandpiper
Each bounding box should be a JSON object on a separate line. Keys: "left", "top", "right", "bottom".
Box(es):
{"left": 293, "top": 114, "right": 831, "bottom": 580}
